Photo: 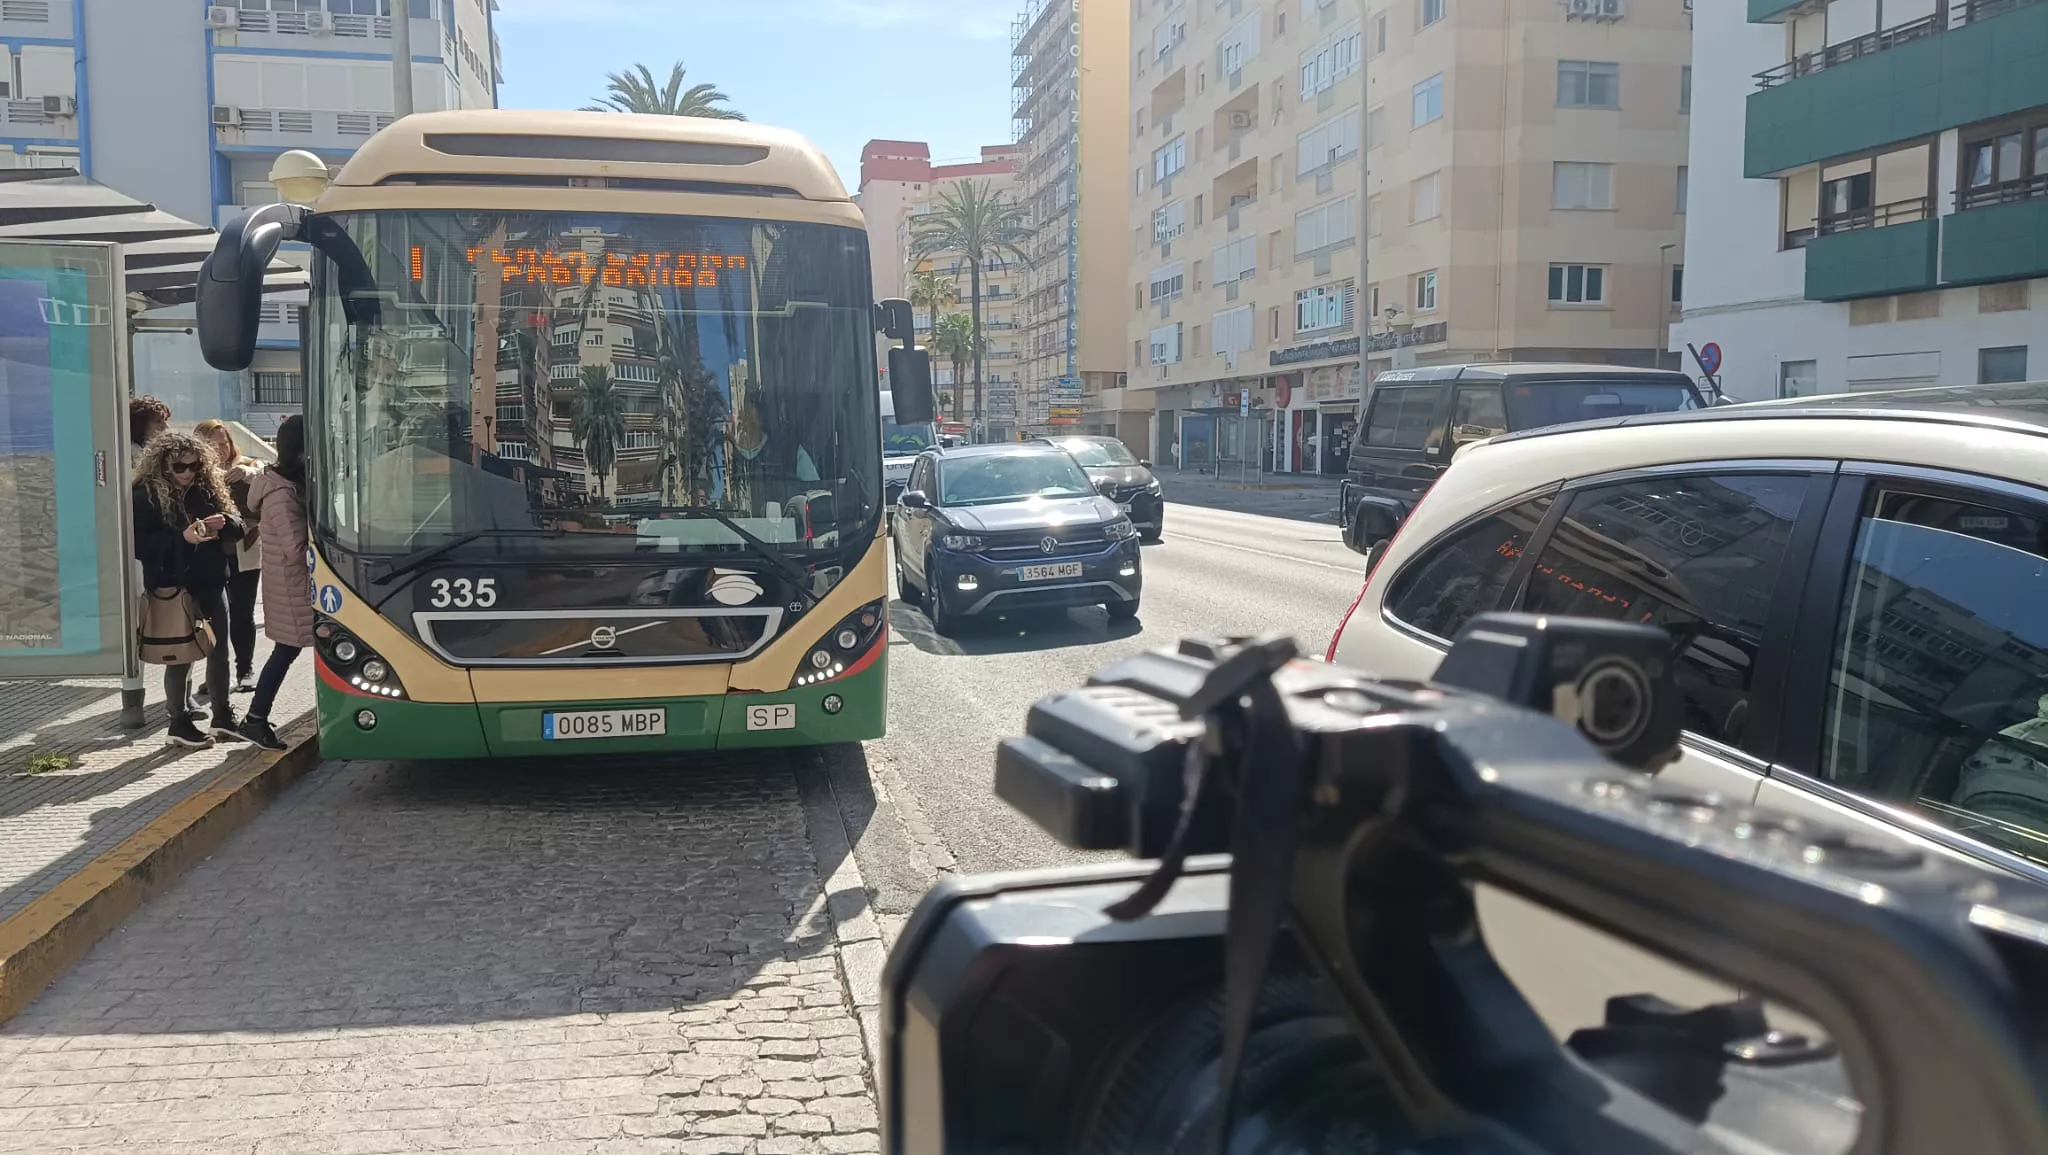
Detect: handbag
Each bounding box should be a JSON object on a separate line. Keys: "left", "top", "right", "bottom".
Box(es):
{"left": 137, "top": 587, "right": 215, "bottom": 666}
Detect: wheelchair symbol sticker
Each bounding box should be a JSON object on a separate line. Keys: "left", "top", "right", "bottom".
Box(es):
{"left": 318, "top": 585, "right": 344, "bottom": 614}
{"left": 306, "top": 545, "right": 316, "bottom": 574}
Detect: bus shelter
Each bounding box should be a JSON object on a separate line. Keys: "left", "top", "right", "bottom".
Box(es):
{"left": 0, "top": 168, "right": 304, "bottom": 725}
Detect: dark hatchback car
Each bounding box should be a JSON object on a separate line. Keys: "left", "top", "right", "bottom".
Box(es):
{"left": 1338, "top": 363, "right": 1708, "bottom": 553}
{"left": 1047, "top": 436, "right": 1164, "bottom": 541}
{"left": 891, "top": 443, "right": 1144, "bottom": 635}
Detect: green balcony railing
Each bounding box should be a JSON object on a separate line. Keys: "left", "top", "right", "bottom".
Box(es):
{"left": 1746, "top": 0, "right": 2048, "bottom": 177}
{"left": 1802, "top": 203, "right": 1939, "bottom": 301}
{"left": 1942, "top": 191, "right": 2048, "bottom": 285}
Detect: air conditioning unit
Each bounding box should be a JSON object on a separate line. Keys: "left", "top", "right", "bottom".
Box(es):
{"left": 1565, "top": 0, "right": 1595, "bottom": 15}
{"left": 1599, "top": 0, "right": 1625, "bottom": 17}
{"left": 304, "top": 9, "right": 332, "bottom": 34}
{"left": 206, "top": 5, "right": 238, "bottom": 29}
{"left": 40, "top": 95, "right": 73, "bottom": 117}
{"left": 1229, "top": 109, "right": 1254, "bottom": 129}
{"left": 212, "top": 105, "right": 242, "bottom": 128}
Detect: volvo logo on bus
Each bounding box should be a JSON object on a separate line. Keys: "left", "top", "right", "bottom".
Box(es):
{"left": 589, "top": 626, "right": 618, "bottom": 650}
{"left": 1040, "top": 536, "right": 1059, "bottom": 554}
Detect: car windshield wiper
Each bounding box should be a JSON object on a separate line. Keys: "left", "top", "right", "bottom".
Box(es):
{"left": 639, "top": 506, "right": 821, "bottom": 607}
{"left": 370, "top": 528, "right": 568, "bottom": 586}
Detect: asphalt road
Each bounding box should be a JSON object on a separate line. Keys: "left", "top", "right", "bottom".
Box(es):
{"left": 869, "top": 501, "right": 1365, "bottom": 881}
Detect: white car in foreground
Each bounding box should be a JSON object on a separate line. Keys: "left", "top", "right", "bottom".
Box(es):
{"left": 1328, "top": 381, "right": 2048, "bottom": 1038}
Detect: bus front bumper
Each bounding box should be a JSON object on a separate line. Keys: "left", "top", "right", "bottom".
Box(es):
{"left": 315, "top": 658, "right": 887, "bottom": 761}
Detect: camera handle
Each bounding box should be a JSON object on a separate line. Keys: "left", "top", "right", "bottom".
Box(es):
{"left": 1096, "top": 631, "right": 2048, "bottom": 1155}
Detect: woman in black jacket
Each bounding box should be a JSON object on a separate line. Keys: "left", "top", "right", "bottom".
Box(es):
{"left": 133, "top": 431, "right": 247, "bottom": 749}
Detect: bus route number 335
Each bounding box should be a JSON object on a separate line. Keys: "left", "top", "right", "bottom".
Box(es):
{"left": 426, "top": 576, "right": 498, "bottom": 609}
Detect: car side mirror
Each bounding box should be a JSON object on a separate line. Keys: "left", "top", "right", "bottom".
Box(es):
{"left": 1363, "top": 539, "right": 1389, "bottom": 577}
{"left": 899, "top": 490, "right": 930, "bottom": 510}
{"left": 1095, "top": 478, "right": 1117, "bottom": 495}
{"left": 1139, "top": 459, "right": 1153, "bottom": 468}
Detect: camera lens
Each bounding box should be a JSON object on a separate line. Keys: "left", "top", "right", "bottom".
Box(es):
{"left": 1577, "top": 661, "right": 1649, "bottom": 748}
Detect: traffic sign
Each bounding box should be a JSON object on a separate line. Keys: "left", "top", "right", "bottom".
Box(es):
{"left": 1698, "top": 342, "right": 1722, "bottom": 377}
{"left": 1239, "top": 388, "right": 1250, "bottom": 416}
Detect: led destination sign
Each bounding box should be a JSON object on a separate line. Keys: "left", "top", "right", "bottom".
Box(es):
{"left": 410, "top": 246, "right": 752, "bottom": 289}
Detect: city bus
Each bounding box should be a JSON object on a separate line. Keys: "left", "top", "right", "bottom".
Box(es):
{"left": 195, "top": 110, "right": 933, "bottom": 759}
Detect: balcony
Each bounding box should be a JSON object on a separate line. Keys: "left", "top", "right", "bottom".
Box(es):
{"left": 212, "top": 11, "right": 448, "bottom": 58}
{"left": 215, "top": 108, "right": 397, "bottom": 154}
{"left": 0, "top": 98, "right": 78, "bottom": 141}
{"left": 1801, "top": 198, "right": 1938, "bottom": 300}
{"left": 1746, "top": 0, "right": 2048, "bottom": 177}
{"left": 1943, "top": 181, "right": 2048, "bottom": 283}
{"left": 0, "top": 0, "right": 70, "bottom": 41}
{"left": 1748, "top": 0, "right": 1811, "bottom": 19}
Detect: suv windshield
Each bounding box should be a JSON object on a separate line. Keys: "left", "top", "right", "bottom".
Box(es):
{"left": 884, "top": 420, "right": 935, "bottom": 456}
{"left": 1057, "top": 438, "right": 1140, "bottom": 468}
{"left": 940, "top": 452, "right": 1094, "bottom": 507}
{"left": 1506, "top": 380, "right": 1704, "bottom": 427}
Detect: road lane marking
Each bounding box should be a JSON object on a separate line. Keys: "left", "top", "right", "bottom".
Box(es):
{"left": 1160, "top": 531, "right": 1363, "bottom": 574}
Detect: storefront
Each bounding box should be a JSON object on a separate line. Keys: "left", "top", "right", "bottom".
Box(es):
{"left": 1268, "top": 359, "right": 1362, "bottom": 475}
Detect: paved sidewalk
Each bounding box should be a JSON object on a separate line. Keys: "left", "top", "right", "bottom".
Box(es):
{"left": 0, "top": 638, "right": 313, "bottom": 924}
{"left": 1158, "top": 467, "right": 1345, "bottom": 524}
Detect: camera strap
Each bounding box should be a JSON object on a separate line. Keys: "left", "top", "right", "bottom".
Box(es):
{"left": 1101, "top": 637, "right": 1306, "bottom": 1155}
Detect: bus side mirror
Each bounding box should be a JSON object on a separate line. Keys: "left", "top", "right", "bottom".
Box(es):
{"left": 889, "top": 345, "right": 937, "bottom": 426}
{"left": 876, "top": 297, "right": 915, "bottom": 341}
{"left": 196, "top": 203, "right": 307, "bottom": 372}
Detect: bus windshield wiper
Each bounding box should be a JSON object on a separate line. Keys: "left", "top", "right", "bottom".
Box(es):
{"left": 370, "top": 528, "right": 567, "bottom": 586}
{"left": 642, "top": 506, "right": 820, "bottom": 607}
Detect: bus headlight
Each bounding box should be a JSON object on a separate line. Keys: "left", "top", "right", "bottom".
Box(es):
{"left": 790, "top": 599, "right": 888, "bottom": 689}
{"left": 316, "top": 616, "right": 407, "bottom": 701}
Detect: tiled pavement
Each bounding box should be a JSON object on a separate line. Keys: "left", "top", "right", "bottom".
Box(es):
{"left": 0, "top": 753, "right": 882, "bottom": 1154}
{"left": 0, "top": 639, "right": 314, "bottom": 922}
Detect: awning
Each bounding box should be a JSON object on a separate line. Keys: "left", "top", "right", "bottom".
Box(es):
{"left": 0, "top": 167, "right": 306, "bottom": 307}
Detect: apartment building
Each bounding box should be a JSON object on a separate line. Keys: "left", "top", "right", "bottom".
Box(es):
{"left": 1127, "top": 0, "right": 1691, "bottom": 472}
{"left": 856, "top": 139, "right": 1025, "bottom": 434}
{"left": 1013, "top": 0, "right": 1134, "bottom": 440}
{"left": 1672, "top": 0, "right": 2048, "bottom": 398}
{"left": 7, "top": 0, "right": 500, "bottom": 433}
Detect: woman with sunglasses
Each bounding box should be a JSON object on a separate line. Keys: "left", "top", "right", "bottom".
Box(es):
{"left": 133, "top": 431, "right": 247, "bottom": 748}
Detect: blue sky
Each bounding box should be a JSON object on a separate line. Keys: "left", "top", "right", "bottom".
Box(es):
{"left": 491, "top": 0, "right": 1019, "bottom": 189}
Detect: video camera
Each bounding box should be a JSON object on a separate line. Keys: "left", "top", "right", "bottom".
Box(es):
{"left": 878, "top": 614, "right": 2048, "bottom": 1155}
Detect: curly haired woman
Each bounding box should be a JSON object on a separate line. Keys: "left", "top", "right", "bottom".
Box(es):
{"left": 133, "top": 431, "right": 247, "bottom": 748}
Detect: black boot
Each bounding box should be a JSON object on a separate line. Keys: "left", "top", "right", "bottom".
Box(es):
{"left": 165, "top": 716, "right": 214, "bottom": 749}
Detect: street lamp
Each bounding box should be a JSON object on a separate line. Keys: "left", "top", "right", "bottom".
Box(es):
{"left": 1658, "top": 242, "right": 1677, "bottom": 371}
{"left": 269, "top": 150, "right": 332, "bottom": 205}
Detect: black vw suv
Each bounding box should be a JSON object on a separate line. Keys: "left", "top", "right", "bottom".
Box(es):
{"left": 891, "top": 443, "right": 1144, "bottom": 635}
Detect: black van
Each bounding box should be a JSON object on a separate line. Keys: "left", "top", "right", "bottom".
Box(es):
{"left": 1337, "top": 363, "right": 1708, "bottom": 553}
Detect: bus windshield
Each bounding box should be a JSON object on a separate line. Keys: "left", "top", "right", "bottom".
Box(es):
{"left": 307, "top": 210, "right": 880, "bottom": 571}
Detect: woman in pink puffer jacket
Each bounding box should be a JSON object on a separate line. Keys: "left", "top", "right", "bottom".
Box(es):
{"left": 236, "top": 415, "right": 312, "bottom": 751}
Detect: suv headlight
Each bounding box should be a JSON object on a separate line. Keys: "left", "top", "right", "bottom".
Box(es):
{"left": 939, "top": 534, "right": 985, "bottom": 551}
{"left": 1106, "top": 519, "right": 1140, "bottom": 541}
{"left": 1145, "top": 479, "right": 1163, "bottom": 495}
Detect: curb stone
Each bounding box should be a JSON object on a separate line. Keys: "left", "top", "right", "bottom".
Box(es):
{"left": 0, "top": 717, "right": 322, "bottom": 1025}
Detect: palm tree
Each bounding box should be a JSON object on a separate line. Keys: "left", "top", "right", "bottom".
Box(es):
{"left": 572, "top": 364, "right": 628, "bottom": 504}
{"left": 584, "top": 62, "right": 745, "bottom": 119}
{"left": 909, "top": 181, "right": 1029, "bottom": 438}
{"left": 928, "top": 312, "right": 979, "bottom": 423}
{"left": 907, "top": 269, "right": 957, "bottom": 340}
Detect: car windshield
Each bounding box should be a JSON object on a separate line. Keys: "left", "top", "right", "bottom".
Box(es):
{"left": 1058, "top": 438, "right": 1140, "bottom": 468}
{"left": 939, "top": 452, "right": 1094, "bottom": 507}
{"left": 883, "top": 420, "right": 935, "bottom": 456}
{"left": 304, "top": 210, "right": 881, "bottom": 577}
{"left": 1506, "top": 381, "right": 1704, "bottom": 428}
